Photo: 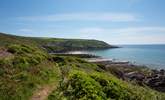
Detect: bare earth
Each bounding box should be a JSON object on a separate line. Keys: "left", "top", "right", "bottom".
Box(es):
{"left": 31, "top": 83, "right": 57, "bottom": 100}
{"left": 0, "top": 49, "right": 12, "bottom": 58}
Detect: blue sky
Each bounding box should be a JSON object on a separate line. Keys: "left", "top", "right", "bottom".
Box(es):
{"left": 0, "top": 0, "right": 165, "bottom": 44}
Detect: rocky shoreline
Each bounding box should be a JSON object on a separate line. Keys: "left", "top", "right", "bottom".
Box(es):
{"left": 51, "top": 52, "right": 165, "bottom": 92}
{"left": 50, "top": 52, "right": 100, "bottom": 58}
{"left": 90, "top": 58, "right": 165, "bottom": 92}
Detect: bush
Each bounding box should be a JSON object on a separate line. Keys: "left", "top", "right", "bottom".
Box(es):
{"left": 7, "top": 44, "right": 34, "bottom": 54}
{"left": 12, "top": 72, "right": 29, "bottom": 81}
{"left": 13, "top": 56, "right": 30, "bottom": 69}
{"left": 91, "top": 73, "right": 132, "bottom": 100}
{"left": 5, "top": 44, "right": 48, "bottom": 69}
{"left": 55, "top": 71, "right": 107, "bottom": 100}
{"left": 52, "top": 56, "right": 65, "bottom": 63}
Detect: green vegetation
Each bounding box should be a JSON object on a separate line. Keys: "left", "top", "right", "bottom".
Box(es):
{"left": 0, "top": 32, "right": 165, "bottom": 100}
{"left": 48, "top": 57, "right": 165, "bottom": 100}
{"left": 0, "top": 44, "right": 60, "bottom": 100}
{"left": 0, "top": 32, "right": 115, "bottom": 53}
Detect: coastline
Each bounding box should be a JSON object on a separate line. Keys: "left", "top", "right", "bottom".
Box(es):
{"left": 51, "top": 51, "right": 165, "bottom": 92}
{"left": 51, "top": 51, "right": 131, "bottom": 64}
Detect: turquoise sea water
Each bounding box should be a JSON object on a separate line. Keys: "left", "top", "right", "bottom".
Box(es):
{"left": 88, "top": 45, "right": 165, "bottom": 69}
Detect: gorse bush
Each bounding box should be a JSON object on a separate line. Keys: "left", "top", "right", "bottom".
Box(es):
{"left": 49, "top": 70, "right": 107, "bottom": 100}
{"left": 6, "top": 44, "right": 48, "bottom": 68}
{"left": 49, "top": 68, "right": 165, "bottom": 100}
{"left": 67, "top": 71, "right": 106, "bottom": 100}
{"left": 7, "top": 44, "right": 34, "bottom": 54}
{"left": 7, "top": 44, "right": 47, "bottom": 58}
{"left": 91, "top": 73, "right": 133, "bottom": 100}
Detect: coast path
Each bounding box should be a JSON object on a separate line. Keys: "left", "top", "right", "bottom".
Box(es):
{"left": 31, "top": 82, "right": 58, "bottom": 100}
{"left": 0, "top": 49, "right": 13, "bottom": 58}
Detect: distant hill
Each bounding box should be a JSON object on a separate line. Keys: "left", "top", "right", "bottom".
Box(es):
{"left": 0, "top": 32, "right": 117, "bottom": 53}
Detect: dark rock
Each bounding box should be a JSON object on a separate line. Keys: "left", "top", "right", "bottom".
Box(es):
{"left": 93, "top": 60, "right": 165, "bottom": 92}
{"left": 144, "top": 69, "right": 165, "bottom": 92}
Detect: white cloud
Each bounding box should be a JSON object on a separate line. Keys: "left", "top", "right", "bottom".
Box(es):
{"left": 79, "top": 28, "right": 106, "bottom": 34}
{"left": 78, "top": 27, "right": 165, "bottom": 34}
{"left": 112, "top": 34, "right": 165, "bottom": 44}
{"left": 112, "top": 27, "right": 165, "bottom": 34}
{"left": 77, "top": 26, "right": 165, "bottom": 44}
{"left": 17, "top": 28, "right": 38, "bottom": 36}
{"left": 18, "top": 29, "right": 35, "bottom": 33}
{"left": 19, "top": 12, "right": 138, "bottom": 22}
{"left": 16, "top": 26, "right": 165, "bottom": 44}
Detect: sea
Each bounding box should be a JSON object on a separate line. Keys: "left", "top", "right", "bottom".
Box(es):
{"left": 87, "top": 45, "right": 165, "bottom": 69}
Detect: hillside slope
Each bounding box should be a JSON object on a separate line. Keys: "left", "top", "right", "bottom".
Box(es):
{"left": 0, "top": 33, "right": 165, "bottom": 100}
{"left": 0, "top": 33, "right": 116, "bottom": 52}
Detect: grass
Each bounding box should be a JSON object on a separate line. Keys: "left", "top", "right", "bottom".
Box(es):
{"left": 0, "top": 32, "right": 165, "bottom": 100}
{"left": 0, "top": 44, "right": 60, "bottom": 100}
{"left": 0, "top": 32, "right": 114, "bottom": 53}
{"left": 48, "top": 56, "right": 165, "bottom": 100}
{"left": 48, "top": 70, "right": 165, "bottom": 100}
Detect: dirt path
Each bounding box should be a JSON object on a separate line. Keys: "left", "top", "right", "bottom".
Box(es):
{"left": 31, "top": 83, "right": 57, "bottom": 100}
{"left": 0, "top": 50, "right": 12, "bottom": 58}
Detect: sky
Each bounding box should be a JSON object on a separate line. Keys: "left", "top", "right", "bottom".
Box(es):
{"left": 0, "top": 0, "right": 165, "bottom": 44}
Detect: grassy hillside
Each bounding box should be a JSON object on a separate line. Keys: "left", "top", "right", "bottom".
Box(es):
{"left": 0, "top": 33, "right": 165, "bottom": 100}
{"left": 0, "top": 44, "right": 60, "bottom": 100}
{"left": 0, "top": 33, "right": 116, "bottom": 53}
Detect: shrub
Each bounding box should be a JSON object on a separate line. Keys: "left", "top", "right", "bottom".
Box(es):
{"left": 91, "top": 73, "right": 132, "bottom": 100}
{"left": 12, "top": 72, "right": 29, "bottom": 81}
{"left": 7, "top": 44, "right": 34, "bottom": 54}
{"left": 52, "top": 56, "right": 65, "bottom": 63}
{"left": 60, "top": 71, "right": 107, "bottom": 100}
{"left": 13, "top": 56, "right": 30, "bottom": 69}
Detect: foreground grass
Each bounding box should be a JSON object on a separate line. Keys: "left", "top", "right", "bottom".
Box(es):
{"left": 48, "top": 56, "right": 165, "bottom": 100}
{"left": 0, "top": 44, "right": 60, "bottom": 100}
{"left": 48, "top": 71, "right": 165, "bottom": 100}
